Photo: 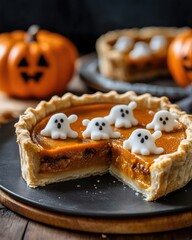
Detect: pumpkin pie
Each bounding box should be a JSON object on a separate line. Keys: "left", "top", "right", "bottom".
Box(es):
{"left": 96, "top": 27, "right": 188, "bottom": 82}
{"left": 15, "top": 91, "right": 192, "bottom": 201}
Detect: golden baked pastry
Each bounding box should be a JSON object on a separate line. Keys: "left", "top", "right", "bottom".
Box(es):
{"left": 15, "top": 91, "right": 192, "bottom": 201}
{"left": 96, "top": 27, "right": 188, "bottom": 82}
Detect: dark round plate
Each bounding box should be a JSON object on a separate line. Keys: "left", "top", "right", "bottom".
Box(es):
{"left": 0, "top": 121, "right": 192, "bottom": 218}
{"left": 79, "top": 57, "right": 190, "bottom": 100}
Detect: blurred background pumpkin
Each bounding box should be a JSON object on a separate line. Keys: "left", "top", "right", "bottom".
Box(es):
{"left": 168, "top": 30, "right": 192, "bottom": 87}
{"left": 0, "top": 25, "right": 77, "bottom": 98}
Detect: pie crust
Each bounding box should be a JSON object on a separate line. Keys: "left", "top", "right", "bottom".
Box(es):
{"left": 96, "top": 27, "right": 188, "bottom": 82}
{"left": 15, "top": 91, "right": 192, "bottom": 201}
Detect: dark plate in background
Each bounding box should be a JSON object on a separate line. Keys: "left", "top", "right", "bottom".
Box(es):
{"left": 79, "top": 57, "right": 191, "bottom": 100}
{"left": 0, "top": 120, "right": 192, "bottom": 218}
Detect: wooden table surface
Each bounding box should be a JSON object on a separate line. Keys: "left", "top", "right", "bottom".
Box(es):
{"left": 1, "top": 200, "right": 192, "bottom": 240}
{"left": 0, "top": 56, "right": 192, "bottom": 239}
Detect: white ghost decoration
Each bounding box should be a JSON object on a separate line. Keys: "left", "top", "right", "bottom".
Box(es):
{"left": 129, "top": 42, "right": 152, "bottom": 59}
{"left": 149, "top": 35, "right": 167, "bottom": 52}
{"left": 146, "top": 110, "right": 179, "bottom": 132}
{"left": 105, "top": 101, "right": 138, "bottom": 128}
{"left": 40, "top": 113, "right": 78, "bottom": 139}
{"left": 113, "top": 36, "right": 134, "bottom": 52}
{"left": 82, "top": 117, "right": 120, "bottom": 140}
{"left": 123, "top": 129, "right": 164, "bottom": 155}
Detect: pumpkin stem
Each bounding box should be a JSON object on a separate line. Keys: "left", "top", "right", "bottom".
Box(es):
{"left": 27, "top": 25, "right": 40, "bottom": 42}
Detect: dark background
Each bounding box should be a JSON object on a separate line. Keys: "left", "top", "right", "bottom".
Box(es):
{"left": 0, "top": 0, "right": 192, "bottom": 53}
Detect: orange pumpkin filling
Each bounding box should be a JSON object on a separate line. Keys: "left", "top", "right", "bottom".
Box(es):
{"left": 32, "top": 103, "right": 186, "bottom": 189}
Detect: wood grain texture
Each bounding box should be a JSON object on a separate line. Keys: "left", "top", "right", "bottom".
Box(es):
{"left": 23, "top": 221, "right": 192, "bottom": 240}
{"left": 0, "top": 190, "right": 192, "bottom": 234}
{"left": 0, "top": 207, "right": 28, "bottom": 240}
{"left": 23, "top": 221, "right": 100, "bottom": 240}
{"left": 0, "top": 210, "right": 192, "bottom": 240}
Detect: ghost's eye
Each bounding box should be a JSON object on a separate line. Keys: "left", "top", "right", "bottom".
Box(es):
{"left": 145, "top": 135, "right": 148, "bottom": 140}
{"left": 126, "top": 110, "right": 129, "bottom": 114}
{"left": 165, "top": 117, "right": 169, "bottom": 121}
{"left": 120, "top": 109, "right": 124, "bottom": 112}
{"left": 159, "top": 117, "right": 163, "bottom": 121}
{"left": 137, "top": 133, "right": 141, "bottom": 137}
{"left": 55, "top": 119, "right": 58, "bottom": 123}
{"left": 102, "top": 122, "right": 106, "bottom": 126}
{"left": 60, "top": 119, "right": 64, "bottom": 123}
{"left": 95, "top": 122, "right": 99, "bottom": 126}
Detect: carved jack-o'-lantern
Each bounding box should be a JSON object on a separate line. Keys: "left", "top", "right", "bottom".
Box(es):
{"left": 0, "top": 25, "right": 77, "bottom": 98}
{"left": 168, "top": 30, "right": 192, "bottom": 87}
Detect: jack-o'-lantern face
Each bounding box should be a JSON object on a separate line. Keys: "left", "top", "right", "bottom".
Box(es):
{"left": 181, "top": 40, "right": 192, "bottom": 75}
{"left": 7, "top": 44, "right": 58, "bottom": 98}
{"left": 168, "top": 30, "right": 192, "bottom": 87}
{"left": 18, "top": 55, "right": 49, "bottom": 83}
{"left": 183, "top": 55, "right": 192, "bottom": 71}
{"left": 0, "top": 25, "right": 77, "bottom": 98}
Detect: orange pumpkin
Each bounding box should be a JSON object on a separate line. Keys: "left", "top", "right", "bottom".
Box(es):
{"left": 0, "top": 25, "right": 77, "bottom": 98}
{"left": 168, "top": 29, "right": 192, "bottom": 87}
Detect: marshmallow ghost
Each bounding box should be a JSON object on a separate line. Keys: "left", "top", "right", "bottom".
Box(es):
{"left": 129, "top": 42, "right": 152, "bottom": 59}
{"left": 82, "top": 117, "right": 120, "bottom": 140}
{"left": 113, "top": 36, "right": 134, "bottom": 52}
{"left": 146, "top": 110, "right": 179, "bottom": 132}
{"left": 105, "top": 101, "right": 138, "bottom": 128}
{"left": 123, "top": 129, "right": 164, "bottom": 155}
{"left": 40, "top": 113, "right": 78, "bottom": 139}
{"left": 149, "top": 35, "right": 167, "bottom": 52}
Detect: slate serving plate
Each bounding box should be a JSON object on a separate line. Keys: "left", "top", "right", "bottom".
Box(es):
{"left": 0, "top": 120, "right": 192, "bottom": 218}
{"left": 79, "top": 57, "right": 191, "bottom": 100}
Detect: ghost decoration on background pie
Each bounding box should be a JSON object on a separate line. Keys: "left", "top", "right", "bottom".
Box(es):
{"left": 146, "top": 110, "right": 179, "bottom": 132}
{"left": 149, "top": 35, "right": 167, "bottom": 52}
{"left": 105, "top": 101, "right": 138, "bottom": 128}
{"left": 113, "top": 36, "right": 134, "bottom": 52}
{"left": 40, "top": 113, "right": 78, "bottom": 139}
{"left": 123, "top": 129, "right": 164, "bottom": 156}
{"left": 82, "top": 117, "right": 120, "bottom": 140}
{"left": 129, "top": 42, "right": 152, "bottom": 59}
